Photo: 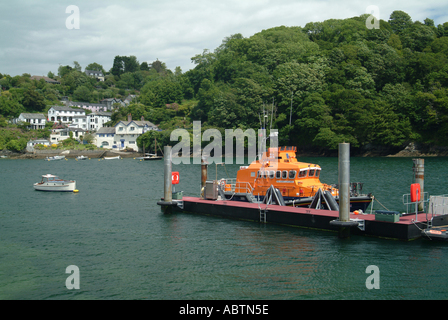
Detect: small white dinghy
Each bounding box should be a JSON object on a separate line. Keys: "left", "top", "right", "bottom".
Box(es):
{"left": 104, "top": 156, "right": 121, "bottom": 160}
{"left": 34, "top": 174, "right": 76, "bottom": 192}
{"left": 46, "top": 155, "right": 65, "bottom": 161}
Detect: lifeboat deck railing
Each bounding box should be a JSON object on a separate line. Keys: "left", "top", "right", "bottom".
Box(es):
{"left": 219, "top": 178, "right": 254, "bottom": 195}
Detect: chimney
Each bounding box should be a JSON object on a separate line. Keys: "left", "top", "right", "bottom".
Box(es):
{"left": 141, "top": 116, "right": 144, "bottom": 121}
{"left": 128, "top": 113, "right": 132, "bottom": 122}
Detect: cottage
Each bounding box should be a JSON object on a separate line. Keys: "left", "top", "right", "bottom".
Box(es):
{"left": 26, "top": 139, "right": 50, "bottom": 152}
{"left": 15, "top": 113, "right": 47, "bottom": 129}
{"left": 101, "top": 98, "right": 125, "bottom": 109}
{"left": 95, "top": 127, "right": 116, "bottom": 149}
{"left": 123, "top": 95, "right": 137, "bottom": 106}
{"left": 67, "top": 101, "right": 108, "bottom": 113}
{"left": 30, "top": 76, "right": 60, "bottom": 84}
{"left": 85, "top": 69, "right": 104, "bottom": 81}
{"left": 113, "top": 114, "right": 159, "bottom": 151}
{"left": 50, "top": 127, "right": 87, "bottom": 143}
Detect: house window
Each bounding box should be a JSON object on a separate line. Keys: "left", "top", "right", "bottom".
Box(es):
{"left": 118, "top": 127, "right": 123, "bottom": 131}
{"left": 129, "top": 141, "right": 135, "bottom": 144}
{"left": 130, "top": 127, "right": 135, "bottom": 131}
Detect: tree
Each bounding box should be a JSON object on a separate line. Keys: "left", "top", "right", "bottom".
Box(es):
{"left": 73, "top": 61, "right": 82, "bottom": 72}
{"left": 58, "top": 65, "right": 73, "bottom": 77}
{"left": 140, "top": 62, "right": 150, "bottom": 71}
{"left": 85, "top": 62, "right": 106, "bottom": 74}
{"left": 111, "top": 56, "right": 125, "bottom": 76}
{"left": 388, "top": 10, "right": 412, "bottom": 34}
{"left": 22, "top": 87, "right": 46, "bottom": 111}
{"left": 73, "top": 85, "right": 92, "bottom": 102}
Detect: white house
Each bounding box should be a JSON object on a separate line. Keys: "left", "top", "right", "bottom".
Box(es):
{"left": 26, "top": 139, "right": 50, "bottom": 152}
{"left": 50, "top": 127, "right": 87, "bottom": 143}
{"left": 85, "top": 69, "right": 105, "bottom": 82}
{"left": 15, "top": 113, "right": 46, "bottom": 129}
{"left": 113, "top": 114, "right": 159, "bottom": 151}
{"left": 95, "top": 127, "right": 116, "bottom": 149}
{"left": 71, "top": 115, "right": 88, "bottom": 129}
{"left": 87, "top": 112, "right": 111, "bottom": 131}
{"left": 48, "top": 106, "right": 86, "bottom": 124}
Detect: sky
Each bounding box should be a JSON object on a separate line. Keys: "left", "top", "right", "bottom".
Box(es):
{"left": 1, "top": 0, "right": 447, "bottom": 78}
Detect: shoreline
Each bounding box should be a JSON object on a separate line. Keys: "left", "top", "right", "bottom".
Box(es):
{"left": 2, "top": 149, "right": 448, "bottom": 159}
{"left": 1, "top": 150, "right": 143, "bottom": 159}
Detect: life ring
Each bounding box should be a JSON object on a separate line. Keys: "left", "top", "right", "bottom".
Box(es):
{"left": 172, "top": 172, "right": 180, "bottom": 185}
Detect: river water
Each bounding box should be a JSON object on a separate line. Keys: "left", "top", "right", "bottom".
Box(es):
{"left": 1, "top": 156, "right": 448, "bottom": 300}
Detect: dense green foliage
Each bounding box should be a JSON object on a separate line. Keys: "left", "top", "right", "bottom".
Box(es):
{"left": 2, "top": 10, "right": 448, "bottom": 154}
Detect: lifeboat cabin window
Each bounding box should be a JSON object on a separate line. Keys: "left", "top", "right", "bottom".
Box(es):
{"left": 299, "top": 170, "right": 307, "bottom": 178}
{"left": 282, "top": 171, "right": 288, "bottom": 179}
{"left": 309, "top": 169, "right": 315, "bottom": 177}
{"left": 289, "top": 170, "right": 296, "bottom": 179}
{"left": 315, "top": 170, "right": 320, "bottom": 178}
{"left": 276, "top": 171, "right": 281, "bottom": 179}
{"left": 269, "top": 171, "right": 275, "bottom": 179}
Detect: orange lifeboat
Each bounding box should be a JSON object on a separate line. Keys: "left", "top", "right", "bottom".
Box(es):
{"left": 235, "top": 146, "right": 337, "bottom": 200}
{"left": 220, "top": 146, "right": 372, "bottom": 211}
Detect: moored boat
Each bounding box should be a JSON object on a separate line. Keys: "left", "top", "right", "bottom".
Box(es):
{"left": 219, "top": 146, "right": 373, "bottom": 211}
{"left": 33, "top": 174, "right": 76, "bottom": 192}
{"left": 76, "top": 155, "right": 88, "bottom": 160}
{"left": 46, "top": 155, "right": 65, "bottom": 161}
{"left": 143, "top": 153, "right": 162, "bottom": 160}
{"left": 104, "top": 156, "right": 121, "bottom": 160}
{"left": 421, "top": 226, "right": 448, "bottom": 241}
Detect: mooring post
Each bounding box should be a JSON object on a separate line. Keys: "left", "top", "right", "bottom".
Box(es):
{"left": 413, "top": 158, "right": 424, "bottom": 212}
{"left": 330, "top": 143, "right": 358, "bottom": 238}
{"left": 201, "top": 156, "right": 208, "bottom": 199}
{"left": 164, "top": 146, "right": 172, "bottom": 203}
{"left": 339, "top": 142, "right": 350, "bottom": 223}
{"left": 157, "top": 146, "right": 176, "bottom": 214}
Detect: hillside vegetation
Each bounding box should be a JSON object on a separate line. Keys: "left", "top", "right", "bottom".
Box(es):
{"left": 1, "top": 10, "right": 448, "bottom": 155}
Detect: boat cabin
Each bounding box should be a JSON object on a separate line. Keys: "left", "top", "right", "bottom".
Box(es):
{"left": 234, "top": 146, "right": 336, "bottom": 199}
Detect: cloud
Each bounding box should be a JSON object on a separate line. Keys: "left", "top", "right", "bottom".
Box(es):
{"left": 0, "top": 0, "right": 447, "bottom": 77}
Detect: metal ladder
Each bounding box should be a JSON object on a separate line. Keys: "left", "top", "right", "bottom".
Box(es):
{"left": 260, "top": 210, "right": 267, "bottom": 223}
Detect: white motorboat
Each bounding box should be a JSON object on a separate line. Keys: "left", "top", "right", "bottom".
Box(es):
{"left": 104, "top": 156, "right": 121, "bottom": 160}
{"left": 76, "top": 155, "right": 88, "bottom": 160}
{"left": 46, "top": 155, "right": 65, "bottom": 161}
{"left": 34, "top": 174, "right": 76, "bottom": 192}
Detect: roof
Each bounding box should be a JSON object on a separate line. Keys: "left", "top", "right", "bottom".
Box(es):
{"left": 68, "top": 101, "right": 106, "bottom": 107}
{"left": 20, "top": 113, "right": 46, "bottom": 119}
{"left": 28, "top": 139, "right": 50, "bottom": 143}
{"left": 96, "top": 127, "right": 115, "bottom": 134}
{"left": 90, "top": 111, "right": 111, "bottom": 117}
{"left": 115, "top": 120, "right": 158, "bottom": 128}
{"left": 85, "top": 70, "right": 104, "bottom": 76}
{"left": 30, "top": 76, "right": 60, "bottom": 84}
{"left": 50, "top": 106, "right": 86, "bottom": 112}
{"left": 60, "top": 127, "right": 87, "bottom": 133}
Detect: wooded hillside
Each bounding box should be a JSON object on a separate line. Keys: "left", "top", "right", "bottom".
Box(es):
{"left": 1, "top": 10, "right": 448, "bottom": 155}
